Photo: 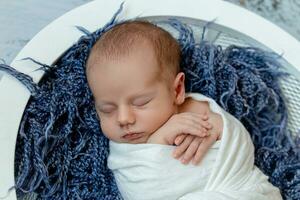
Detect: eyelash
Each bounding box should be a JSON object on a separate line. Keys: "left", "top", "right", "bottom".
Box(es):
{"left": 133, "top": 99, "right": 151, "bottom": 107}
{"left": 98, "top": 109, "right": 112, "bottom": 114}
{"left": 99, "top": 100, "right": 151, "bottom": 114}
{"left": 97, "top": 106, "right": 115, "bottom": 114}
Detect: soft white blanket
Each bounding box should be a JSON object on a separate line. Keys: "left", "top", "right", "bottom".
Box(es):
{"left": 107, "top": 93, "right": 282, "bottom": 200}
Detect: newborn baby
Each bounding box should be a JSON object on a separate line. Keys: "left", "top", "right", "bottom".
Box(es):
{"left": 86, "top": 20, "right": 282, "bottom": 199}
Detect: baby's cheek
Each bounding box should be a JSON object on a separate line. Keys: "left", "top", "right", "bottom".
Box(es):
{"left": 100, "top": 120, "right": 113, "bottom": 138}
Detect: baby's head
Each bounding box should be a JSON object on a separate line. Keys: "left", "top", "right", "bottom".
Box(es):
{"left": 86, "top": 20, "right": 186, "bottom": 144}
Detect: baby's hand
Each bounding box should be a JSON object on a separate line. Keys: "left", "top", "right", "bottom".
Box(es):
{"left": 173, "top": 132, "right": 219, "bottom": 165}
{"left": 172, "top": 110, "right": 223, "bottom": 165}
{"left": 147, "top": 112, "right": 211, "bottom": 145}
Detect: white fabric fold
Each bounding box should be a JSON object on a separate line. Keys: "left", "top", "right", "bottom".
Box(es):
{"left": 107, "top": 93, "right": 282, "bottom": 200}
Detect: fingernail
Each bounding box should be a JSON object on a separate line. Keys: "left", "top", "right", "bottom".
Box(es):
{"left": 173, "top": 152, "right": 178, "bottom": 158}
{"left": 181, "top": 158, "right": 188, "bottom": 164}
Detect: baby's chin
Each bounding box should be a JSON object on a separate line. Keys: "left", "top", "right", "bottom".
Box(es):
{"left": 125, "top": 136, "right": 149, "bottom": 144}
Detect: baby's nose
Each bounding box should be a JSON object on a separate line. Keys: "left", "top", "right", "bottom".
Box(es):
{"left": 117, "top": 105, "right": 136, "bottom": 126}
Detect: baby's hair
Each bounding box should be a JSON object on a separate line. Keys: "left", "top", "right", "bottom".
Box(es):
{"left": 86, "top": 20, "right": 181, "bottom": 83}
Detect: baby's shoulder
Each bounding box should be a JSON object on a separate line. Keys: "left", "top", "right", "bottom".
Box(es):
{"left": 179, "top": 97, "right": 210, "bottom": 116}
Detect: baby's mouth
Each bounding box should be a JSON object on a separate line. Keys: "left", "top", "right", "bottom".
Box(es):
{"left": 122, "top": 132, "right": 144, "bottom": 140}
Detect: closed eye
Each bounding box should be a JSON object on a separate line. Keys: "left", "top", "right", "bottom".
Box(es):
{"left": 132, "top": 99, "right": 152, "bottom": 107}
{"left": 97, "top": 105, "right": 116, "bottom": 114}
{"left": 99, "top": 109, "right": 113, "bottom": 114}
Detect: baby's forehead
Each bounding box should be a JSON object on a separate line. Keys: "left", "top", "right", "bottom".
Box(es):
{"left": 89, "top": 46, "right": 162, "bottom": 74}
{"left": 89, "top": 34, "right": 149, "bottom": 59}
{"left": 88, "top": 40, "right": 159, "bottom": 70}
{"left": 94, "top": 36, "right": 154, "bottom": 58}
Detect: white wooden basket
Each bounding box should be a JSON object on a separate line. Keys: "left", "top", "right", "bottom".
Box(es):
{"left": 0, "top": 0, "right": 299, "bottom": 199}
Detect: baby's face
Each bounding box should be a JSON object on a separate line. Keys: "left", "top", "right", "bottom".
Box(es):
{"left": 87, "top": 44, "right": 179, "bottom": 144}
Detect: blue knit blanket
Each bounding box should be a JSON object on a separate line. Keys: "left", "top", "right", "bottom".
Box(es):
{"left": 1, "top": 4, "right": 299, "bottom": 200}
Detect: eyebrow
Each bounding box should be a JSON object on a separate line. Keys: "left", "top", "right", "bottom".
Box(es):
{"left": 96, "top": 91, "right": 156, "bottom": 107}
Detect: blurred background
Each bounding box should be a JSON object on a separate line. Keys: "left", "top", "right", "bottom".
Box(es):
{"left": 0, "top": 0, "right": 299, "bottom": 64}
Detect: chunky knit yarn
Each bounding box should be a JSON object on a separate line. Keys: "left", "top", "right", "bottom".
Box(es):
{"left": 1, "top": 4, "right": 299, "bottom": 200}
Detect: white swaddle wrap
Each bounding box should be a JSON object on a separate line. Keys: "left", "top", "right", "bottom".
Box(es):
{"left": 107, "top": 93, "right": 282, "bottom": 200}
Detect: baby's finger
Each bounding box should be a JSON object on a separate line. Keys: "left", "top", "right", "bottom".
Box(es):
{"left": 198, "top": 120, "right": 212, "bottom": 130}
{"left": 172, "top": 135, "right": 194, "bottom": 158}
{"left": 180, "top": 137, "right": 203, "bottom": 165}
{"left": 194, "top": 113, "right": 209, "bottom": 120}
{"left": 192, "top": 134, "right": 219, "bottom": 165}
{"left": 182, "top": 113, "right": 211, "bottom": 130}
{"left": 182, "top": 124, "right": 208, "bottom": 137}
{"left": 188, "top": 116, "right": 212, "bottom": 130}
{"left": 174, "top": 134, "right": 187, "bottom": 145}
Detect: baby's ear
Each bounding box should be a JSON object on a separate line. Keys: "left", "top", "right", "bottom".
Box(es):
{"left": 173, "top": 72, "right": 185, "bottom": 105}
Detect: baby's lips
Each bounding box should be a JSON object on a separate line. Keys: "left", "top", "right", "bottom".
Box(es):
{"left": 122, "top": 132, "right": 144, "bottom": 140}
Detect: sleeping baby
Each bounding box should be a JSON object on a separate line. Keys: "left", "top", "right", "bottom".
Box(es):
{"left": 86, "top": 20, "right": 282, "bottom": 200}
